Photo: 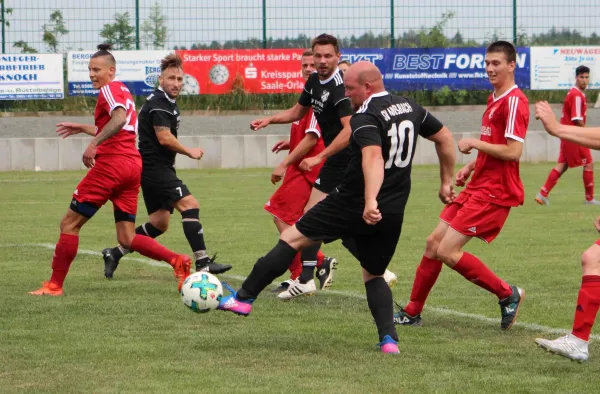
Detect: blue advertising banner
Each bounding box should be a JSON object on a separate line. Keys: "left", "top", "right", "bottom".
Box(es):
{"left": 340, "top": 47, "right": 530, "bottom": 90}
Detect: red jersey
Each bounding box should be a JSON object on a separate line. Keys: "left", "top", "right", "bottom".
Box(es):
{"left": 94, "top": 80, "right": 140, "bottom": 158}
{"left": 560, "top": 87, "right": 586, "bottom": 126}
{"left": 465, "top": 85, "right": 529, "bottom": 207}
{"left": 289, "top": 108, "right": 325, "bottom": 183}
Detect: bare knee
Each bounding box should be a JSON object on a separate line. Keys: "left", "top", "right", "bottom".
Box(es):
{"left": 555, "top": 163, "right": 568, "bottom": 175}
{"left": 149, "top": 219, "right": 169, "bottom": 233}
{"left": 436, "top": 243, "right": 461, "bottom": 267}
{"left": 117, "top": 232, "right": 135, "bottom": 249}
{"left": 59, "top": 213, "right": 85, "bottom": 234}
{"left": 176, "top": 195, "right": 200, "bottom": 212}
{"left": 424, "top": 234, "right": 441, "bottom": 258}
{"left": 362, "top": 268, "right": 383, "bottom": 283}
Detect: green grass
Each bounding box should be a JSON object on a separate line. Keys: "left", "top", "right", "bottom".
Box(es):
{"left": 1, "top": 164, "right": 600, "bottom": 393}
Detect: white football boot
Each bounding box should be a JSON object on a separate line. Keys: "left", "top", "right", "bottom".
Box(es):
{"left": 535, "top": 334, "right": 589, "bottom": 362}
{"left": 277, "top": 279, "right": 317, "bottom": 300}
{"left": 384, "top": 269, "right": 398, "bottom": 288}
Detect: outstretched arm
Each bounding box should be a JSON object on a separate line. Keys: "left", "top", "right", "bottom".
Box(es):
{"left": 536, "top": 101, "right": 600, "bottom": 149}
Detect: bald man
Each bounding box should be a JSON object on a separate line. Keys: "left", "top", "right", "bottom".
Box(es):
{"left": 217, "top": 61, "right": 456, "bottom": 354}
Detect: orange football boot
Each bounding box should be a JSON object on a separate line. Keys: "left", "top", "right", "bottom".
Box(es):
{"left": 171, "top": 255, "right": 191, "bottom": 292}
{"left": 28, "top": 281, "right": 64, "bottom": 296}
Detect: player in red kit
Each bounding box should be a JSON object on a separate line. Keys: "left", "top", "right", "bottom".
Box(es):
{"left": 394, "top": 41, "right": 527, "bottom": 330}
{"left": 29, "top": 44, "right": 191, "bottom": 296}
{"left": 536, "top": 65, "right": 599, "bottom": 205}
{"left": 534, "top": 100, "right": 600, "bottom": 362}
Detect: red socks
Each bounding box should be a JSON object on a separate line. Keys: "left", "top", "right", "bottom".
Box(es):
{"left": 130, "top": 235, "right": 178, "bottom": 264}
{"left": 451, "top": 252, "right": 512, "bottom": 299}
{"left": 317, "top": 250, "right": 324, "bottom": 268}
{"left": 289, "top": 253, "right": 302, "bottom": 280}
{"left": 49, "top": 233, "right": 79, "bottom": 287}
{"left": 404, "top": 256, "right": 443, "bottom": 316}
{"left": 584, "top": 170, "right": 594, "bottom": 201}
{"left": 572, "top": 275, "right": 600, "bottom": 341}
{"left": 540, "top": 169, "right": 561, "bottom": 197}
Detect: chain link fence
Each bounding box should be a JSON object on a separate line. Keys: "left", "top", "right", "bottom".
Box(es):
{"left": 1, "top": 0, "right": 599, "bottom": 54}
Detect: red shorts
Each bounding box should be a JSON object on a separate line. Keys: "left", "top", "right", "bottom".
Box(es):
{"left": 264, "top": 167, "right": 313, "bottom": 226}
{"left": 440, "top": 192, "right": 511, "bottom": 243}
{"left": 73, "top": 156, "right": 141, "bottom": 215}
{"left": 558, "top": 139, "right": 593, "bottom": 168}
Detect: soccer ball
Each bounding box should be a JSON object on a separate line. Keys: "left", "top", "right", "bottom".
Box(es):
{"left": 180, "top": 272, "right": 223, "bottom": 313}
{"left": 209, "top": 64, "right": 229, "bottom": 85}
{"left": 181, "top": 74, "right": 200, "bottom": 95}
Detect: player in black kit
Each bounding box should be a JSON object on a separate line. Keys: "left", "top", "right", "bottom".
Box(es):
{"left": 101, "top": 53, "right": 231, "bottom": 278}
{"left": 219, "top": 62, "right": 456, "bottom": 354}
{"left": 252, "top": 34, "right": 397, "bottom": 297}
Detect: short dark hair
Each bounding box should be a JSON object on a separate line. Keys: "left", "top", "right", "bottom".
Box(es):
{"left": 91, "top": 43, "right": 116, "bottom": 65}
{"left": 486, "top": 40, "right": 516, "bottom": 64}
{"left": 161, "top": 53, "right": 183, "bottom": 72}
{"left": 301, "top": 50, "right": 313, "bottom": 58}
{"left": 576, "top": 65, "right": 590, "bottom": 76}
{"left": 311, "top": 34, "right": 339, "bottom": 53}
{"left": 338, "top": 60, "right": 351, "bottom": 66}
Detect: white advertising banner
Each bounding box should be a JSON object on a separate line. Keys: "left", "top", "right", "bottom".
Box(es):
{"left": 0, "top": 54, "right": 64, "bottom": 100}
{"left": 531, "top": 46, "right": 600, "bottom": 90}
{"left": 67, "top": 50, "right": 169, "bottom": 96}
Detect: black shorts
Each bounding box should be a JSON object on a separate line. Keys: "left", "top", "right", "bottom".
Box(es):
{"left": 296, "top": 193, "right": 404, "bottom": 276}
{"left": 313, "top": 162, "right": 345, "bottom": 194}
{"left": 141, "top": 167, "right": 191, "bottom": 215}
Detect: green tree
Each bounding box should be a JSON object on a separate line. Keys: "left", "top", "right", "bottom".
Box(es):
{"left": 0, "top": 0, "right": 12, "bottom": 28}
{"left": 100, "top": 12, "right": 135, "bottom": 50}
{"left": 42, "top": 10, "right": 69, "bottom": 53}
{"left": 141, "top": 3, "right": 167, "bottom": 49}
{"left": 13, "top": 40, "right": 37, "bottom": 53}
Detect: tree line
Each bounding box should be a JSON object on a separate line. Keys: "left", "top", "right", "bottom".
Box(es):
{"left": 4, "top": 5, "right": 600, "bottom": 54}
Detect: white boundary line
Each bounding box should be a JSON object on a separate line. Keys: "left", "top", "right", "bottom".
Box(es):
{"left": 9, "top": 242, "right": 596, "bottom": 340}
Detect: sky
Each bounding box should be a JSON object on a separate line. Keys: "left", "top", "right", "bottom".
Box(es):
{"left": 3, "top": 0, "right": 600, "bottom": 53}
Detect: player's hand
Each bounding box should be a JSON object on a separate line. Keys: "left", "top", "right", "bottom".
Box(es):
{"left": 458, "top": 138, "right": 477, "bottom": 154}
{"left": 187, "top": 147, "right": 204, "bottom": 160}
{"left": 363, "top": 199, "right": 382, "bottom": 225}
{"left": 82, "top": 142, "right": 97, "bottom": 168}
{"left": 535, "top": 101, "right": 560, "bottom": 136}
{"left": 271, "top": 162, "right": 287, "bottom": 184}
{"left": 439, "top": 182, "right": 456, "bottom": 204}
{"left": 250, "top": 117, "right": 271, "bottom": 131}
{"left": 299, "top": 156, "right": 322, "bottom": 172}
{"left": 594, "top": 216, "right": 600, "bottom": 233}
{"left": 272, "top": 140, "right": 290, "bottom": 153}
{"left": 56, "top": 122, "right": 82, "bottom": 139}
{"left": 455, "top": 166, "right": 473, "bottom": 187}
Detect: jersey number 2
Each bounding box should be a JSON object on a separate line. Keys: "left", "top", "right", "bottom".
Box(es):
{"left": 385, "top": 120, "right": 415, "bottom": 169}
{"left": 123, "top": 99, "right": 138, "bottom": 134}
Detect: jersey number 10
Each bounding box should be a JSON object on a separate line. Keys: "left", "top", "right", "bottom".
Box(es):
{"left": 385, "top": 120, "right": 415, "bottom": 169}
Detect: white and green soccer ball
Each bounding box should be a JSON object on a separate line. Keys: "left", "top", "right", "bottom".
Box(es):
{"left": 180, "top": 272, "right": 223, "bottom": 313}
{"left": 181, "top": 74, "right": 200, "bottom": 95}
{"left": 209, "top": 64, "right": 229, "bottom": 85}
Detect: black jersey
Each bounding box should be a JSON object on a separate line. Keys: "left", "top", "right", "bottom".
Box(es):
{"left": 337, "top": 91, "right": 444, "bottom": 213}
{"left": 298, "top": 68, "right": 354, "bottom": 168}
{"left": 138, "top": 88, "right": 181, "bottom": 169}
